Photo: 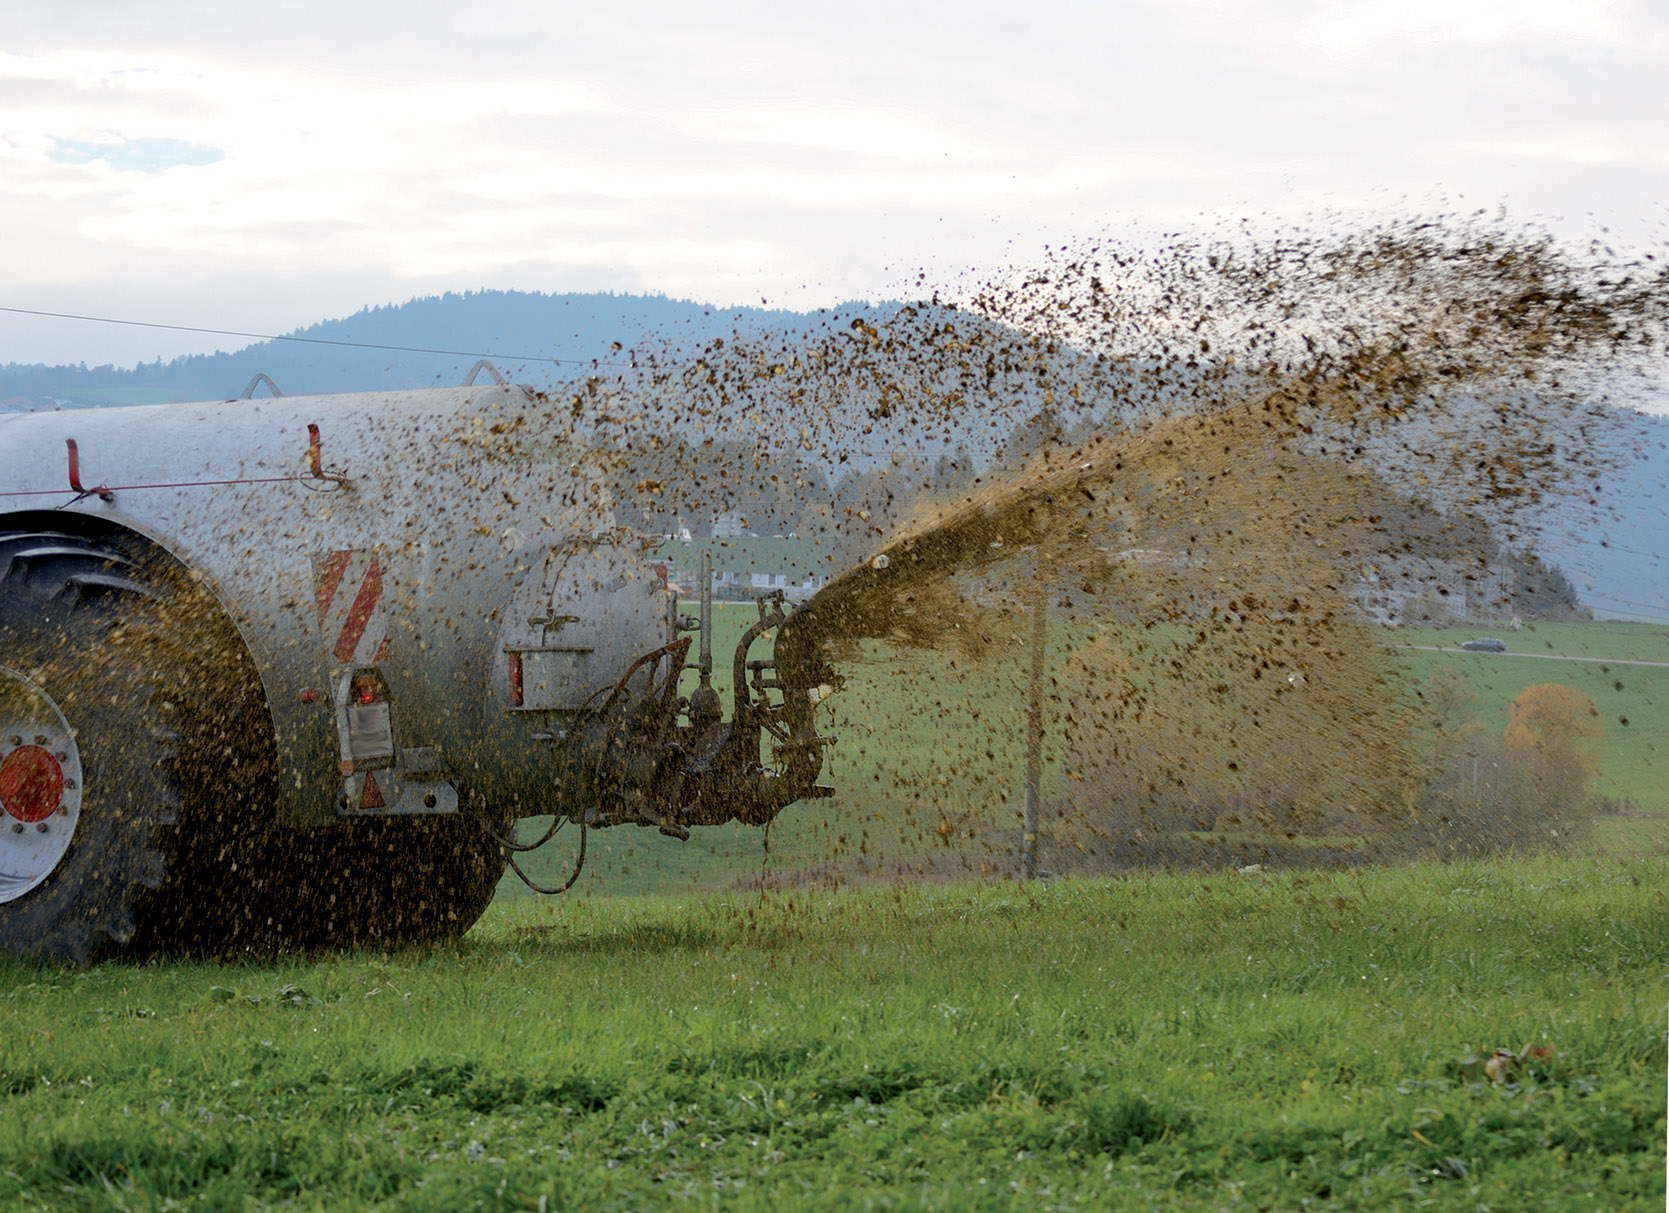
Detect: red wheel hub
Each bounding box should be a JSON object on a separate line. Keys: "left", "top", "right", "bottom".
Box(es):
{"left": 0, "top": 745, "right": 64, "bottom": 824}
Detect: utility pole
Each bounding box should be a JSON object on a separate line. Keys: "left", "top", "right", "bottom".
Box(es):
{"left": 1022, "top": 558, "right": 1047, "bottom": 880}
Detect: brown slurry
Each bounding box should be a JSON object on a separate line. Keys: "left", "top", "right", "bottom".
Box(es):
{"left": 481, "top": 215, "right": 1668, "bottom": 878}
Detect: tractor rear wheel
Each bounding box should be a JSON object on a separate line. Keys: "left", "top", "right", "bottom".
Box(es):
{"left": 0, "top": 528, "right": 277, "bottom": 963}
{"left": 0, "top": 531, "right": 182, "bottom": 963}
{"left": 240, "top": 804, "right": 510, "bottom": 951}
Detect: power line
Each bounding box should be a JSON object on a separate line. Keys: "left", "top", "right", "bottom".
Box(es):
{"left": 1596, "top": 540, "right": 1665, "bottom": 562}
{"left": 1578, "top": 592, "right": 1669, "bottom": 622}
{"left": 0, "top": 305, "right": 634, "bottom": 369}
{"left": 1580, "top": 590, "right": 1669, "bottom": 612}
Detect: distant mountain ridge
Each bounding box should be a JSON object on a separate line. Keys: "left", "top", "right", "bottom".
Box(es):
{"left": 1537, "top": 407, "right": 1669, "bottom": 624}
{"left": 0, "top": 290, "right": 887, "bottom": 406}
{"left": 3, "top": 290, "right": 1664, "bottom": 622}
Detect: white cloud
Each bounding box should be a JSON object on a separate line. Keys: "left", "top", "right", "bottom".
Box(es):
{"left": 1301, "top": 0, "right": 1631, "bottom": 54}
{"left": 0, "top": 2, "right": 1665, "bottom": 366}
{"left": 1447, "top": 130, "right": 1669, "bottom": 167}
{"left": 681, "top": 105, "right": 997, "bottom": 163}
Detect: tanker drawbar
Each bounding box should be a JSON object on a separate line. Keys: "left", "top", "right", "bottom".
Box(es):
{"left": 0, "top": 376, "right": 840, "bottom": 962}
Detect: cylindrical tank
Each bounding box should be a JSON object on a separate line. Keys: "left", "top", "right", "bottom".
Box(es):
{"left": 0, "top": 383, "right": 829, "bottom": 959}
{"left": 2, "top": 384, "right": 669, "bottom": 821}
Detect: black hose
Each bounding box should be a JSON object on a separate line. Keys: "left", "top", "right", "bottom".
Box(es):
{"left": 473, "top": 807, "right": 567, "bottom": 853}
{"left": 505, "top": 821, "right": 587, "bottom": 895}
{"left": 471, "top": 637, "right": 687, "bottom": 896}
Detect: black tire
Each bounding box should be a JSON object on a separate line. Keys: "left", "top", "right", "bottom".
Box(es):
{"left": 0, "top": 528, "right": 279, "bottom": 963}
{"left": 0, "top": 526, "right": 508, "bottom": 960}
{"left": 0, "top": 531, "right": 180, "bottom": 963}
{"left": 242, "top": 802, "right": 510, "bottom": 951}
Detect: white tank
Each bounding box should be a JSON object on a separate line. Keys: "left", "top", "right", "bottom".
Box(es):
{"left": 0, "top": 382, "right": 831, "bottom": 960}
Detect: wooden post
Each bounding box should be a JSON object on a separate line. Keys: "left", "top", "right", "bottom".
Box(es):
{"left": 1022, "top": 562, "right": 1047, "bottom": 880}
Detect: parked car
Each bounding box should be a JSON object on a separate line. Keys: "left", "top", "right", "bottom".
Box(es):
{"left": 1461, "top": 637, "right": 1508, "bottom": 652}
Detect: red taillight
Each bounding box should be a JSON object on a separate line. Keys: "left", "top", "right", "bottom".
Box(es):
{"left": 508, "top": 651, "right": 524, "bottom": 707}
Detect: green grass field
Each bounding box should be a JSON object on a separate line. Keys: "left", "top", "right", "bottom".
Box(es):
{"left": 72, "top": 387, "right": 190, "bottom": 407}
{"left": 1, "top": 857, "right": 1662, "bottom": 1209}
{"left": 501, "top": 611, "right": 1669, "bottom": 899}
{"left": 1391, "top": 621, "right": 1667, "bottom": 809}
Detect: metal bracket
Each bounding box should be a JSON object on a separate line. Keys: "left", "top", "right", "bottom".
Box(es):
{"left": 63, "top": 439, "right": 114, "bottom": 503}
{"left": 461, "top": 360, "right": 507, "bottom": 386}
{"left": 240, "top": 373, "right": 284, "bottom": 399}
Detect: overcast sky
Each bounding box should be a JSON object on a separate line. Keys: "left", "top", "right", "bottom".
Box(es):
{"left": 2, "top": 0, "right": 1666, "bottom": 367}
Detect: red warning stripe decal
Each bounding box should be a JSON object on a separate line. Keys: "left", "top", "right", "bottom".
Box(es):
{"left": 333, "top": 558, "right": 383, "bottom": 664}
{"left": 358, "top": 770, "right": 386, "bottom": 810}
{"left": 311, "top": 550, "right": 391, "bottom": 666}
{"left": 313, "top": 550, "right": 352, "bottom": 622}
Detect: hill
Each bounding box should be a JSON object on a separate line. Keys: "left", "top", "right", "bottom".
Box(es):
{"left": 2, "top": 289, "right": 1663, "bottom": 621}
{"left": 1536, "top": 408, "right": 1669, "bottom": 623}
{"left": 0, "top": 290, "right": 890, "bottom": 405}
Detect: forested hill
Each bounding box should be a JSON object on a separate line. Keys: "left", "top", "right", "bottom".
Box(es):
{"left": 3, "top": 290, "right": 1663, "bottom": 622}
{"left": 0, "top": 290, "right": 883, "bottom": 405}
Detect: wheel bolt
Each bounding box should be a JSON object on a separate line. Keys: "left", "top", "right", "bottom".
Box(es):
{"left": 35, "top": 823, "right": 48, "bottom": 834}
{"left": 9, "top": 823, "right": 21, "bottom": 834}
{"left": 54, "top": 752, "right": 67, "bottom": 762}
{"left": 33, "top": 735, "right": 46, "bottom": 745}
{"left": 63, "top": 779, "right": 76, "bottom": 790}
{"left": 57, "top": 805, "right": 69, "bottom": 816}
{"left": 7, "top": 736, "right": 20, "bottom": 747}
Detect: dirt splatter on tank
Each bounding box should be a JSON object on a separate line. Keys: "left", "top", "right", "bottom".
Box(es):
{"left": 0, "top": 378, "right": 833, "bottom": 961}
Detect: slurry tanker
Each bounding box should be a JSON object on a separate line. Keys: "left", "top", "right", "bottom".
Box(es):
{"left": 0, "top": 371, "right": 835, "bottom": 962}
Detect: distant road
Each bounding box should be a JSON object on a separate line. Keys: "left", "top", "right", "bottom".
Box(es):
{"left": 1396, "top": 645, "right": 1669, "bottom": 669}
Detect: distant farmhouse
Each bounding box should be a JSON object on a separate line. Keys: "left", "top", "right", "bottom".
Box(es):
{"left": 1353, "top": 549, "right": 1588, "bottom": 625}
{"left": 658, "top": 535, "right": 841, "bottom": 603}
{"left": 1354, "top": 553, "right": 1518, "bottom": 625}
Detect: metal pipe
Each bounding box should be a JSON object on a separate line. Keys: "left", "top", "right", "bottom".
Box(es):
{"left": 731, "top": 604, "right": 786, "bottom": 715}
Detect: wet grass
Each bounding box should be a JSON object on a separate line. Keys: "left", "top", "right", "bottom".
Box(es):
{"left": 0, "top": 855, "right": 1663, "bottom": 1210}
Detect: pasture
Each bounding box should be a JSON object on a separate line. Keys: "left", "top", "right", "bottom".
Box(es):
{"left": 506, "top": 610, "right": 1669, "bottom": 899}
{"left": 3, "top": 610, "right": 1663, "bottom": 1209}
{"left": 1394, "top": 622, "right": 1667, "bottom": 810}
{"left": 0, "top": 856, "right": 1662, "bottom": 1209}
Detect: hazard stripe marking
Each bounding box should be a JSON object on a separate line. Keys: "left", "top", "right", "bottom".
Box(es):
{"left": 333, "top": 558, "right": 384, "bottom": 664}
{"left": 313, "top": 550, "right": 352, "bottom": 622}
{"left": 311, "top": 550, "right": 391, "bottom": 666}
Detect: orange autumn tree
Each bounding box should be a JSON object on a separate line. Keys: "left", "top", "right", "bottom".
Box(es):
{"left": 1504, "top": 683, "right": 1606, "bottom": 811}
